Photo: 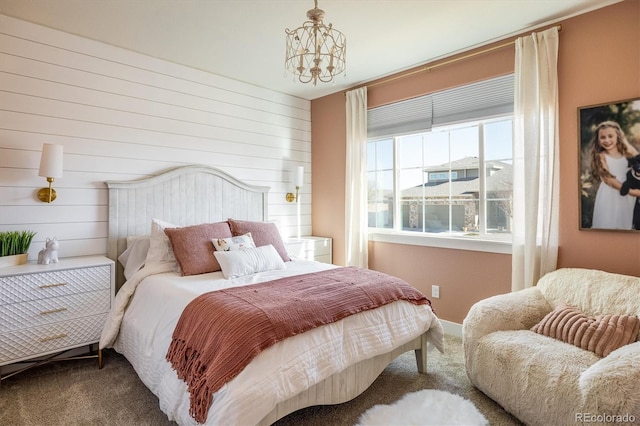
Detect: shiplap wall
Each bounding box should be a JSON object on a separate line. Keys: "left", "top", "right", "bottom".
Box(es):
{"left": 0, "top": 14, "right": 311, "bottom": 261}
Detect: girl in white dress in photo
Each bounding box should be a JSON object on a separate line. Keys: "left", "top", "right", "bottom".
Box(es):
{"left": 589, "top": 121, "right": 640, "bottom": 229}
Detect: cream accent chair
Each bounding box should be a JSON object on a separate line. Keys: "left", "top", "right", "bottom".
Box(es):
{"left": 463, "top": 268, "right": 640, "bottom": 426}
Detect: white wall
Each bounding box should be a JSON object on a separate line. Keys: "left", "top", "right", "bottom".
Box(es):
{"left": 0, "top": 14, "right": 311, "bottom": 261}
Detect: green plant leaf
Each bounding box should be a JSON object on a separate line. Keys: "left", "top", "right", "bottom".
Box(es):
{"left": 0, "top": 230, "right": 37, "bottom": 256}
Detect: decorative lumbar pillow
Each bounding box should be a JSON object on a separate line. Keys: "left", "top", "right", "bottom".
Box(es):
{"left": 212, "top": 233, "right": 256, "bottom": 252}
{"left": 228, "top": 219, "right": 290, "bottom": 262}
{"left": 531, "top": 304, "right": 640, "bottom": 357}
{"left": 213, "top": 244, "right": 285, "bottom": 279}
{"left": 164, "top": 222, "right": 233, "bottom": 276}
{"left": 145, "top": 219, "right": 179, "bottom": 271}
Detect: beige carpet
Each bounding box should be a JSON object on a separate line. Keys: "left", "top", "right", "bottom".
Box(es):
{"left": 0, "top": 335, "right": 523, "bottom": 426}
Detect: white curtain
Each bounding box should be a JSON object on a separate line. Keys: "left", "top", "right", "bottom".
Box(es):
{"left": 512, "top": 27, "right": 560, "bottom": 291}
{"left": 345, "top": 87, "right": 368, "bottom": 268}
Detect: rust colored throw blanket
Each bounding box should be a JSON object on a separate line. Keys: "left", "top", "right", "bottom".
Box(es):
{"left": 166, "top": 266, "right": 432, "bottom": 423}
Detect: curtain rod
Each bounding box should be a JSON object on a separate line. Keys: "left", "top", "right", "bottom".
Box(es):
{"left": 345, "top": 24, "right": 562, "bottom": 94}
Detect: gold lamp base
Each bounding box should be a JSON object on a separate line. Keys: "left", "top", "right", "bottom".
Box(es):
{"left": 37, "top": 183, "right": 57, "bottom": 203}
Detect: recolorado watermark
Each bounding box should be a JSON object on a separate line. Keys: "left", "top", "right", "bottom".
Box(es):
{"left": 576, "top": 413, "right": 636, "bottom": 423}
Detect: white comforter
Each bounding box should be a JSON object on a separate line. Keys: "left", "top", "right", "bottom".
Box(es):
{"left": 100, "top": 260, "right": 444, "bottom": 425}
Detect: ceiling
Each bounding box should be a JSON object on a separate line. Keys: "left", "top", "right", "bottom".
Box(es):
{"left": 0, "top": 0, "right": 621, "bottom": 101}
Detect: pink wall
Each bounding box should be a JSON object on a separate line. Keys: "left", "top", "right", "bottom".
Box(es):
{"left": 312, "top": 1, "right": 640, "bottom": 324}
{"left": 556, "top": 1, "right": 640, "bottom": 274}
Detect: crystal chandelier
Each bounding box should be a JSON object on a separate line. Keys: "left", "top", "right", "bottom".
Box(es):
{"left": 285, "top": 0, "right": 346, "bottom": 86}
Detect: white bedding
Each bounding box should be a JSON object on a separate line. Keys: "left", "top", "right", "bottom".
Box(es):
{"left": 101, "top": 260, "right": 444, "bottom": 425}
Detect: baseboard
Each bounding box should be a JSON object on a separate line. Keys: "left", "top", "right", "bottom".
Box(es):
{"left": 440, "top": 319, "right": 462, "bottom": 338}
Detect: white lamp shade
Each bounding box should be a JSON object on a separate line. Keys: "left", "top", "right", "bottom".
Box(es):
{"left": 294, "top": 166, "right": 304, "bottom": 188}
{"left": 38, "top": 144, "right": 63, "bottom": 178}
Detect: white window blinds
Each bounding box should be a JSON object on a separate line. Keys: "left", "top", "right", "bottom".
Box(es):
{"left": 367, "top": 74, "right": 514, "bottom": 138}
{"left": 367, "top": 95, "right": 433, "bottom": 139}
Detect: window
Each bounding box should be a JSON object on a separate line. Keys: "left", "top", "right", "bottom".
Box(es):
{"left": 428, "top": 171, "right": 458, "bottom": 181}
{"left": 366, "top": 75, "right": 514, "bottom": 245}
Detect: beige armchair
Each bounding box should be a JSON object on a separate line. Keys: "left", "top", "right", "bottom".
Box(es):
{"left": 463, "top": 268, "right": 640, "bottom": 426}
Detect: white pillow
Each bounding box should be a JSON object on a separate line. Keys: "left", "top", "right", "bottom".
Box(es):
{"left": 211, "top": 233, "right": 255, "bottom": 252}
{"left": 213, "top": 244, "right": 285, "bottom": 279}
{"left": 145, "top": 218, "right": 179, "bottom": 270}
{"left": 118, "top": 235, "right": 151, "bottom": 279}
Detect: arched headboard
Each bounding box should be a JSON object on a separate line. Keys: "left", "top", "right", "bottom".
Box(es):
{"left": 106, "top": 165, "right": 270, "bottom": 288}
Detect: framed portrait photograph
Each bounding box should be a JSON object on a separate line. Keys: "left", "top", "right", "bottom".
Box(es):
{"left": 579, "top": 97, "right": 640, "bottom": 231}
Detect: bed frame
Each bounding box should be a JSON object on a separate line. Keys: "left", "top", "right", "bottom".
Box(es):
{"left": 105, "top": 164, "right": 429, "bottom": 424}
{"left": 106, "top": 165, "right": 269, "bottom": 289}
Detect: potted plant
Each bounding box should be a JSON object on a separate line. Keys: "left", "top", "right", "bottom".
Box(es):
{"left": 0, "top": 230, "right": 37, "bottom": 268}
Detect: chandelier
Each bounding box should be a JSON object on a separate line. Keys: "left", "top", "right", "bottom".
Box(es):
{"left": 285, "top": 0, "right": 346, "bottom": 86}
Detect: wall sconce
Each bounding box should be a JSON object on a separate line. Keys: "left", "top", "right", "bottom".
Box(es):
{"left": 37, "top": 143, "right": 63, "bottom": 203}
{"left": 285, "top": 166, "right": 304, "bottom": 203}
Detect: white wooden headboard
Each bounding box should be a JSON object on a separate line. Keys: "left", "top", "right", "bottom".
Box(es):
{"left": 106, "top": 165, "right": 269, "bottom": 288}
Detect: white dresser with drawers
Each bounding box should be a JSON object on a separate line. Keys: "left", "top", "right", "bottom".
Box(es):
{"left": 0, "top": 256, "right": 114, "bottom": 377}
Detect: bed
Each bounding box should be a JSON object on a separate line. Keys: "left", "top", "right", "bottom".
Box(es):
{"left": 99, "top": 165, "right": 444, "bottom": 425}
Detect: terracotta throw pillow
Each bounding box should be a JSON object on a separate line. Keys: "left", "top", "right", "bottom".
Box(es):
{"left": 164, "top": 222, "right": 232, "bottom": 276}
{"left": 531, "top": 304, "right": 640, "bottom": 357}
{"left": 227, "top": 219, "right": 290, "bottom": 262}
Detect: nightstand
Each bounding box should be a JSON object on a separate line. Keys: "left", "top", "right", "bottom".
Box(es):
{"left": 0, "top": 255, "right": 115, "bottom": 381}
{"left": 285, "top": 236, "right": 332, "bottom": 264}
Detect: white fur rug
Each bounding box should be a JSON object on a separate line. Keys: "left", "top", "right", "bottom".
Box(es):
{"left": 356, "top": 389, "right": 488, "bottom": 426}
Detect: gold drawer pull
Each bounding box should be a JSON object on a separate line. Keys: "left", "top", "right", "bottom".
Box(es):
{"left": 39, "top": 307, "right": 68, "bottom": 315}
{"left": 39, "top": 282, "right": 67, "bottom": 289}
{"left": 40, "top": 333, "right": 67, "bottom": 342}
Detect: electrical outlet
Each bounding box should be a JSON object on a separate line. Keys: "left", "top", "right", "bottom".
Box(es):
{"left": 431, "top": 285, "right": 440, "bottom": 299}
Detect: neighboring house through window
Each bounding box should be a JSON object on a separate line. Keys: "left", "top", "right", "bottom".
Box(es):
{"left": 367, "top": 75, "right": 514, "bottom": 247}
